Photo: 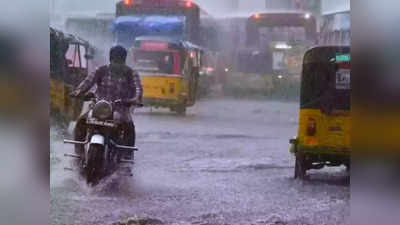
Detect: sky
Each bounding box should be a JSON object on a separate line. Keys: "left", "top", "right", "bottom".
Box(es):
{"left": 52, "top": 0, "right": 351, "bottom": 17}
{"left": 51, "top": 0, "right": 267, "bottom": 16}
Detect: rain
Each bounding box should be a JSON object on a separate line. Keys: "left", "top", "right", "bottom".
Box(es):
{"left": 50, "top": 1, "right": 351, "bottom": 224}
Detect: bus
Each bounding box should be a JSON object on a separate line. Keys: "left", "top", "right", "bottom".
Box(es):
{"left": 128, "top": 36, "right": 203, "bottom": 114}
{"left": 217, "top": 11, "right": 317, "bottom": 77}
{"left": 241, "top": 12, "right": 315, "bottom": 76}
{"left": 114, "top": 0, "right": 200, "bottom": 47}
{"left": 114, "top": 0, "right": 220, "bottom": 97}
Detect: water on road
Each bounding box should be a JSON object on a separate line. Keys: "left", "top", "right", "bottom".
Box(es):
{"left": 51, "top": 99, "right": 349, "bottom": 225}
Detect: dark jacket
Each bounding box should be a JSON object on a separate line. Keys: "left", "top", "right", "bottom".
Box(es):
{"left": 77, "top": 63, "right": 142, "bottom": 101}
{"left": 76, "top": 63, "right": 143, "bottom": 120}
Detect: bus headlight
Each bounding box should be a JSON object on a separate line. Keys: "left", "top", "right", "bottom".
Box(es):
{"left": 275, "top": 43, "right": 292, "bottom": 49}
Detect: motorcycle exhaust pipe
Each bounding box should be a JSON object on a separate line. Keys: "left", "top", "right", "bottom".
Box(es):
{"left": 120, "top": 159, "right": 134, "bottom": 164}
{"left": 63, "top": 139, "right": 88, "bottom": 145}
{"left": 64, "top": 153, "right": 81, "bottom": 159}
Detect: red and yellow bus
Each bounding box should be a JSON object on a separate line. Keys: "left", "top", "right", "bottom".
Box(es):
{"left": 128, "top": 36, "right": 202, "bottom": 114}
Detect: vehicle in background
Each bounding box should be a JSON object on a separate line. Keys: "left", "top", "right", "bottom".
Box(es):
{"left": 50, "top": 27, "right": 95, "bottom": 125}
{"left": 128, "top": 36, "right": 202, "bottom": 115}
{"left": 238, "top": 11, "right": 316, "bottom": 77}
{"left": 197, "top": 11, "right": 222, "bottom": 96}
{"left": 215, "top": 11, "right": 317, "bottom": 97}
{"left": 114, "top": 0, "right": 200, "bottom": 48}
{"left": 198, "top": 51, "right": 220, "bottom": 97}
{"left": 113, "top": 0, "right": 219, "bottom": 54}
{"left": 289, "top": 46, "right": 351, "bottom": 179}
{"left": 113, "top": 0, "right": 220, "bottom": 103}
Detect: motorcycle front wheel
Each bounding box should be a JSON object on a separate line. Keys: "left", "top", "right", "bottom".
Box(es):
{"left": 85, "top": 144, "right": 104, "bottom": 185}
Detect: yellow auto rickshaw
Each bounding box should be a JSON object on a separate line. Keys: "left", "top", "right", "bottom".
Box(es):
{"left": 289, "top": 46, "right": 351, "bottom": 179}
{"left": 128, "top": 36, "right": 202, "bottom": 115}
{"left": 50, "top": 27, "right": 95, "bottom": 124}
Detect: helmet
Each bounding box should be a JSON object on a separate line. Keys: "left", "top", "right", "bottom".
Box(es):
{"left": 109, "top": 45, "right": 127, "bottom": 63}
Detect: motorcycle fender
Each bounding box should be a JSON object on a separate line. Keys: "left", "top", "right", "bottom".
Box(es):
{"left": 90, "top": 134, "right": 105, "bottom": 145}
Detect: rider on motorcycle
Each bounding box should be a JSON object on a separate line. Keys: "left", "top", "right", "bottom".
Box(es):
{"left": 71, "top": 45, "right": 143, "bottom": 159}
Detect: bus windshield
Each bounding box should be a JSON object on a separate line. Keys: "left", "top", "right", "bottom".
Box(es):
{"left": 132, "top": 50, "right": 175, "bottom": 74}
{"left": 112, "top": 15, "right": 185, "bottom": 48}
{"left": 259, "top": 26, "right": 307, "bottom": 44}
{"left": 246, "top": 13, "right": 316, "bottom": 47}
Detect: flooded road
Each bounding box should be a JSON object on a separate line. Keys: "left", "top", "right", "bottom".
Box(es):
{"left": 51, "top": 99, "right": 349, "bottom": 225}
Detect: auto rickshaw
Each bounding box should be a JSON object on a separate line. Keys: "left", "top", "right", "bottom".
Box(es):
{"left": 50, "top": 27, "right": 95, "bottom": 124}
{"left": 289, "top": 46, "right": 351, "bottom": 179}
{"left": 128, "top": 36, "right": 203, "bottom": 115}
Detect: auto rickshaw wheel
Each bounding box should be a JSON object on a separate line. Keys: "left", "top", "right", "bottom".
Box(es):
{"left": 176, "top": 103, "right": 186, "bottom": 115}
{"left": 294, "top": 152, "right": 307, "bottom": 179}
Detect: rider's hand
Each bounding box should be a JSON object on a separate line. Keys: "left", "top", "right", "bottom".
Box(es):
{"left": 70, "top": 90, "right": 80, "bottom": 98}
{"left": 122, "top": 98, "right": 139, "bottom": 107}
{"left": 114, "top": 99, "right": 123, "bottom": 104}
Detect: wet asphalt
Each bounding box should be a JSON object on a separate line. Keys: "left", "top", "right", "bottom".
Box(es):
{"left": 50, "top": 98, "right": 349, "bottom": 225}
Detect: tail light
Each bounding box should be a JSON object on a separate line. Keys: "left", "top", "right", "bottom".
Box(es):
{"left": 185, "top": 0, "right": 193, "bottom": 8}
{"left": 206, "top": 67, "right": 215, "bottom": 72}
{"left": 124, "top": 0, "right": 132, "bottom": 6}
{"left": 307, "top": 117, "right": 317, "bottom": 136}
{"left": 253, "top": 13, "right": 260, "bottom": 19}
{"left": 169, "top": 83, "right": 175, "bottom": 94}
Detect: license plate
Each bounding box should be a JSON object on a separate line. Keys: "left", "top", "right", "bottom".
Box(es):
{"left": 87, "top": 119, "right": 115, "bottom": 127}
{"left": 336, "top": 69, "right": 350, "bottom": 90}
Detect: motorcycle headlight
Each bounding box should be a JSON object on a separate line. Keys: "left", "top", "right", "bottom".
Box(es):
{"left": 92, "top": 100, "right": 113, "bottom": 120}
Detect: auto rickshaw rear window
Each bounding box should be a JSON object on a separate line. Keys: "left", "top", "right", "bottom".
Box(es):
{"left": 300, "top": 46, "right": 350, "bottom": 111}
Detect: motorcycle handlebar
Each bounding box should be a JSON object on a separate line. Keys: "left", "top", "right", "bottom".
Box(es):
{"left": 113, "top": 99, "right": 144, "bottom": 108}
{"left": 69, "top": 91, "right": 97, "bottom": 101}
{"left": 71, "top": 93, "right": 143, "bottom": 107}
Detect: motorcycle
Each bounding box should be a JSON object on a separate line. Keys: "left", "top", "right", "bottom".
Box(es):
{"left": 64, "top": 93, "right": 141, "bottom": 185}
